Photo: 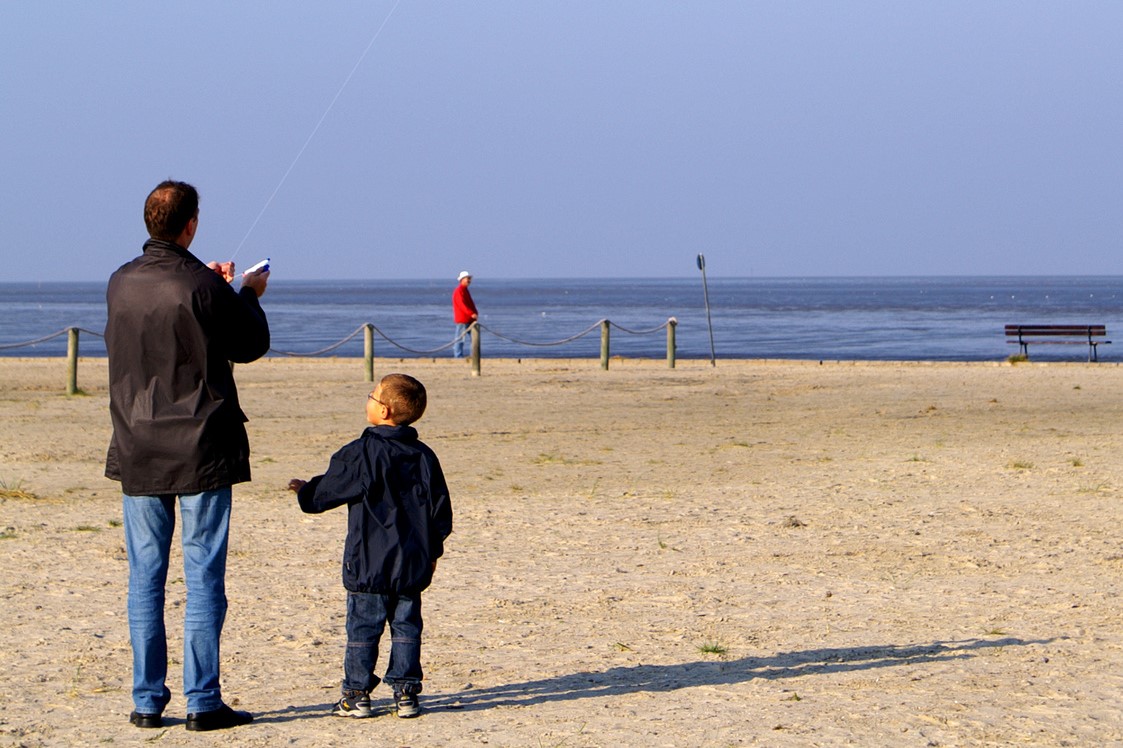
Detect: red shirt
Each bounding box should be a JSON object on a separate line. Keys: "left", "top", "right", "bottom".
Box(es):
{"left": 452, "top": 284, "right": 478, "bottom": 324}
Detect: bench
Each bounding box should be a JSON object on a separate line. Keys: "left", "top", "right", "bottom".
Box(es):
{"left": 1005, "top": 324, "right": 1111, "bottom": 362}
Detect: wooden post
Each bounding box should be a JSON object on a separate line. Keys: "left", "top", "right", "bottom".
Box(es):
{"left": 363, "top": 324, "right": 374, "bottom": 382}
{"left": 600, "top": 320, "right": 610, "bottom": 370}
{"left": 667, "top": 317, "right": 677, "bottom": 369}
{"left": 66, "top": 327, "right": 79, "bottom": 395}
{"left": 470, "top": 322, "right": 481, "bottom": 377}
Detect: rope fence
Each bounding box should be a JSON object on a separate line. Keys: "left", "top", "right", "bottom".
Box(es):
{"left": 2, "top": 317, "right": 678, "bottom": 392}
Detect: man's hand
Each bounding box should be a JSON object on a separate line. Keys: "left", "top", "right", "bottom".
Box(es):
{"left": 206, "top": 261, "right": 236, "bottom": 283}
{"left": 287, "top": 478, "right": 306, "bottom": 493}
{"left": 242, "top": 268, "right": 270, "bottom": 298}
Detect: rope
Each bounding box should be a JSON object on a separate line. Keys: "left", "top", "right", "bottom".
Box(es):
{"left": 0, "top": 329, "right": 71, "bottom": 350}
{"left": 268, "top": 326, "right": 367, "bottom": 357}
{"left": 269, "top": 323, "right": 461, "bottom": 357}
{"left": 477, "top": 320, "right": 605, "bottom": 348}
{"left": 608, "top": 320, "right": 671, "bottom": 335}
{"left": 0, "top": 318, "right": 671, "bottom": 355}
{"left": 369, "top": 324, "right": 459, "bottom": 356}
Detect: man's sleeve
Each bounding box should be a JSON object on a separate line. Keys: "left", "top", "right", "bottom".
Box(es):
{"left": 203, "top": 273, "right": 270, "bottom": 364}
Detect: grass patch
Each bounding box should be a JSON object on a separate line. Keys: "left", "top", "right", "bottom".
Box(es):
{"left": 698, "top": 641, "right": 728, "bottom": 656}
{"left": 1006, "top": 353, "right": 1028, "bottom": 364}
{"left": 1007, "top": 461, "right": 1034, "bottom": 471}
{"left": 1070, "top": 458, "right": 1084, "bottom": 467}
{"left": 74, "top": 525, "right": 102, "bottom": 533}
{"left": 0, "top": 480, "right": 37, "bottom": 501}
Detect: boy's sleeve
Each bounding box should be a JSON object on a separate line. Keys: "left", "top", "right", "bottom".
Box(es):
{"left": 296, "top": 438, "right": 367, "bottom": 514}
{"left": 426, "top": 452, "right": 453, "bottom": 559}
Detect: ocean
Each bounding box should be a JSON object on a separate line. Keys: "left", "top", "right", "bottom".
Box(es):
{"left": 2, "top": 277, "right": 1122, "bottom": 362}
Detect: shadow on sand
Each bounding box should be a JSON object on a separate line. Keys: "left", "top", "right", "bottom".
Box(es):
{"left": 425, "top": 637, "right": 1050, "bottom": 712}
{"left": 254, "top": 637, "right": 1050, "bottom": 722}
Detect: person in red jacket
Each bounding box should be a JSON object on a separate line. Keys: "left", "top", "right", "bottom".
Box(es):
{"left": 451, "top": 270, "right": 478, "bottom": 358}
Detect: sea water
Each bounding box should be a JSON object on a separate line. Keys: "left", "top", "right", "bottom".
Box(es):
{"left": 2, "top": 277, "right": 1122, "bottom": 362}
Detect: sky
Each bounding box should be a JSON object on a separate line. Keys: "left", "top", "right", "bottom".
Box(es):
{"left": 3, "top": 1, "right": 1123, "bottom": 282}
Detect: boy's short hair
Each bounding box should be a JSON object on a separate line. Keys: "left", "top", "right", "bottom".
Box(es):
{"left": 380, "top": 373, "right": 427, "bottom": 426}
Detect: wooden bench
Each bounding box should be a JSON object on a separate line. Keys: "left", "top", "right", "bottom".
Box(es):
{"left": 1005, "top": 324, "right": 1111, "bottom": 362}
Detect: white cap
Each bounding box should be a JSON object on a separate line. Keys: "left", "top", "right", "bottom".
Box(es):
{"left": 457, "top": 271, "right": 472, "bottom": 281}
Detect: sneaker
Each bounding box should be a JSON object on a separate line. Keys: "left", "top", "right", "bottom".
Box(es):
{"left": 394, "top": 691, "right": 420, "bottom": 719}
{"left": 333, "top": 691, "right": 372, "bottom": 718}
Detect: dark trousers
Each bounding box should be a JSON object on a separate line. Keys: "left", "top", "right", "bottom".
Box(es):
{"left": 343, "top": 591, "right": 423, "bottom": 694}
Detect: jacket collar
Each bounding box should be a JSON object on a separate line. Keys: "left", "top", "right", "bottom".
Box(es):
{"left": 369, "top": 424, "right": 418, "bottom": 441}
{"left": 143, "top": 238, "right": 198, "bottom": 262}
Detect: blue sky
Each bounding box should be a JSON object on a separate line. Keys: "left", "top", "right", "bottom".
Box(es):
{"left": 3, "top": 2, "right": 1122, "bottom": 281}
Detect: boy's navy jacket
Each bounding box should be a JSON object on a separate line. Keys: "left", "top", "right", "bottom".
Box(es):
{"left": 296, "top": 424, "right": 452, "bottom": 594}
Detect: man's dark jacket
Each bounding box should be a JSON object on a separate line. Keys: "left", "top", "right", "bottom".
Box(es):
{"left": 296, "top": 425, "right": 453, "bottom": 595}
{"left": 105, "top": 239, "right": 270, "bottom": 495}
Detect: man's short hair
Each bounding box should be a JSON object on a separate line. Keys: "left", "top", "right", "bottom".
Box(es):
{"left": 145, "top": 180, "right": 199, "bottom": 241}
{"left": 380, "top": 373, "right": 427, "bottom": 426}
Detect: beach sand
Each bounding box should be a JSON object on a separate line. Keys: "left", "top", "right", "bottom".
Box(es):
{"left": 1, "top": 356, "right": 1121, "bottom": 747}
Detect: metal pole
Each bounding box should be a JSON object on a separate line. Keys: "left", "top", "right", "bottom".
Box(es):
{"left": 697, "top": 254, "right": 716, "bottom": 366}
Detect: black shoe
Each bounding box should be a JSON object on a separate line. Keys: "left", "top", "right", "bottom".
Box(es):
{"left": 185, "top": 704, "right": 253, "bottom": 731}
{"left": 129, "top": 711, "right": 163, "bottom": 728}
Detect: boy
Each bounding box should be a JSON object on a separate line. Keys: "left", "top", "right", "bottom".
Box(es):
{"left": 288, "top": 373, "right": 452, "bottom": 718}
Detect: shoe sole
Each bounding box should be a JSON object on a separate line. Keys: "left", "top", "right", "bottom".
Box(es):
{"left": 333, "top": 707, "right": 373, "bottom": 718}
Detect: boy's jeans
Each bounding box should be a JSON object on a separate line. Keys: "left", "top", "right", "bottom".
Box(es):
{"left": 343, "top": 591, "right": 423, "bottom": 694}
{"left": 123, "top": 489, "right": 231, "bottom": 715}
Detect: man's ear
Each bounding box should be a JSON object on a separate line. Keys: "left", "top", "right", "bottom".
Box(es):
{"left": 178, "top": 215, "right": 198, "bottom": 248}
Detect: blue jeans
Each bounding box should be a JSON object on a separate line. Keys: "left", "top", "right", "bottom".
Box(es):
{"left": 453, "top": 322, "right": 471, "bottom": 358}
{"left": 343, "top": 592, "right": 423, "bottom": 695}
{"left": 123, "top": 489, "right": 231, "bottom": 714}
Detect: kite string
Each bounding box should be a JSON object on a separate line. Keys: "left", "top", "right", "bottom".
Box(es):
{"left": 230, "top": 0, "right": 402, "bottom": 261}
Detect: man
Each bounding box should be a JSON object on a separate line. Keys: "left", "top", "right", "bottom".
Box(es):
{"left": 105, "top": 180, "right": 270, "bottom": 732}
{"left": 451, "top": 270, "right": 478, "bottom": 358}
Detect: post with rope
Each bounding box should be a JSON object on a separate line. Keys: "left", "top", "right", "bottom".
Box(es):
{"left": 470, "top": 322, "right": 481, "bottom": 377}
{"left": 667, "top": 317, "right": 677, "bottom": 369}
{"left": 600, "top": 320, "right": 610, "bottom": 370}
{"left": 363, "top": 324, "right": 374, "bottom": 382}
{"left": 66, "top": 327, "right": 79, "bottom": 395}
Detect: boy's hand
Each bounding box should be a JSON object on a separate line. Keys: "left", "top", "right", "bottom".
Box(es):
{"left": 287, "top": 478, "right": 306, "bottom": 492}
{"left": 431, "top": 560, "right": 438, "bottom": 574}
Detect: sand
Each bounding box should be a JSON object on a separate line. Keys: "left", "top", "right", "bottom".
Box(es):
{"left": 1, "top": 356, "right": 1121, "bottom": 747}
